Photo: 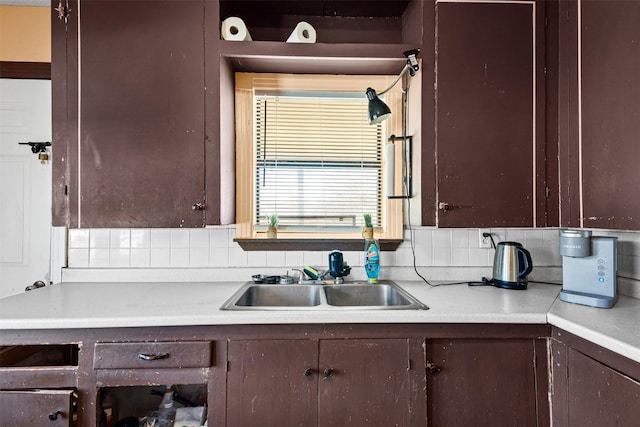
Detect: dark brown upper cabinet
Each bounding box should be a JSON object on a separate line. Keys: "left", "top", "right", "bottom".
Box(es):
{"left": 558, "top": 0, "right": 640, "bottom": 230}
{"left": 52, "top": 0, "right": 425, "bottom": 228}
{"left": 52, "top": 0, "right": 221, "bottom": 228}
{"left": 431, "top": 1, "right": 547, "bottom": 228}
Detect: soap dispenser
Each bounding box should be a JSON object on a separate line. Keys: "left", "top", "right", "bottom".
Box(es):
{"left": 364, "top": 238, "right": 381, "bottom": 283}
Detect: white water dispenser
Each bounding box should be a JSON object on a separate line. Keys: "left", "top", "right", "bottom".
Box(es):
{"left": 559, "top": 229, "right": 618, "bottom": 308}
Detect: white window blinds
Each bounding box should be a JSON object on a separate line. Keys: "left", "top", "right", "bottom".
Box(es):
{"left": 254, "top": 93, "right": 383, "bottom": 230}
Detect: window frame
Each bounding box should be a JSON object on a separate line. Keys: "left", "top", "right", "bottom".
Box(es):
{"left": 235, "top": 73, "right": 404, "bottom": 243}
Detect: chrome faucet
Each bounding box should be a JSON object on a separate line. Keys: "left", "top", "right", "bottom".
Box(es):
{"left": 291, "top": 269, "right": 308, "bottom": 284}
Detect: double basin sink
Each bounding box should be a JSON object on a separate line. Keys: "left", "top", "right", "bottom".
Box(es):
{"left": 221, "top": 280, "right": 428, "bottom": 311}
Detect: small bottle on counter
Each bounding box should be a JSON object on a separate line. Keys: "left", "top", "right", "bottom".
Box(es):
{"left": 364, "top": 238, "right": 381, "bottom": 284}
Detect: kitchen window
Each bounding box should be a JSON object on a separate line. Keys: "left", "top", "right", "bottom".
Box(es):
{"left": 235, "top": 73, "right": 404, "bottom": 246}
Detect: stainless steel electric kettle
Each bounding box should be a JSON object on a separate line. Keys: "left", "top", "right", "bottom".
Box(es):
{"left": 491, "top": 241, "right": 533, "bottom": 290}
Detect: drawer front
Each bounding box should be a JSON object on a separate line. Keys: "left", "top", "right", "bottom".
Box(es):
{"left": 0, "top": 389, "right": 74, "bottom": 427}
{"left": 94, "top": 341, "right": 212, "bottom": 369}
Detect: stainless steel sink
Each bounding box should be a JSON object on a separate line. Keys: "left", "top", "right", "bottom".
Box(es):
{"left": 324, "top": 284, "right": 414, "bottom": 307}
{"left": 232, "top": 285, "right": 322, "bottom": 307}
{"left": 220, "top": 281, "right": 428, "bottom": 311}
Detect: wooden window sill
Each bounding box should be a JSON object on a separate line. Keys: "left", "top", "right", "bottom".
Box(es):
{"left": 234, "top": 238, "right": 402, "bottom": 252}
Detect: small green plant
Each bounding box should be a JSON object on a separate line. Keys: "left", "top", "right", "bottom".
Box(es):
{"left": 267, "top": 214, "right": 279, "bottom": 228}
{"left": 363, "top": 213, "right": 372, "bottom": 228}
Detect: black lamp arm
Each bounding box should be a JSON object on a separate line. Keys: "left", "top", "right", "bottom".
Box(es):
{"left": 377, "top": 48, "right": 421, "bottom": 96}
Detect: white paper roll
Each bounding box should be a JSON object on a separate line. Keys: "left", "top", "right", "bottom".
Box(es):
{"left": 384, "top": 143, "right": 395, "bottom": 198}
{"left": 286, "top": 21, "right": 317, "bottom": 43}
{"left": 221, "top": 17, "right": 252, "bottom": 41}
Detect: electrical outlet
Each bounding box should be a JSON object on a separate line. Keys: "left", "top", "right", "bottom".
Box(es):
{"left": 479, "top": 229, "right": 492, "bottom": 248}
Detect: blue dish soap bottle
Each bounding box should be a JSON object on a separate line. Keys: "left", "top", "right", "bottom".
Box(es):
{"left": 364, "top": 238, "right": 381, "bottom": 284}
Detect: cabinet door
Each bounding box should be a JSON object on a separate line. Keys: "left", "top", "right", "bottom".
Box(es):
{"left": 426, "top": 338, "right": 544, "bottom": 427}
{"left": 564, "top": 348, "right": 640, "bottom": 426}
{"left": 226, "top": 339, "right": 319, "bottom": 427}
{"left": 0, "top": 389, "right": 74, "bottom": 426}
{"left": 436, "top": 2, "right": 540, "bottom": 227}
{"left": 318, "top": 338, "right": 426, "bottom": 426}
{"left": 78, "top": 0, "right": 206, "bottom": 227}
{"left": 578, "top": 1, "right": 640, "bottom": 230}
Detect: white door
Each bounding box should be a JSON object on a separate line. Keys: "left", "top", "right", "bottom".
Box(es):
{"left": 0, "top": 79, "right": 52, "bottom": 299}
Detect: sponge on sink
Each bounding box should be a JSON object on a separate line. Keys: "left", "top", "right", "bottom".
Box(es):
{"left": 303, "top": 266, "right": 319, "bottom": 280}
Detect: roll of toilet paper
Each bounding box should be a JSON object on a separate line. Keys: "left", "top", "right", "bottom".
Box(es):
{"left": 286, "top": 21, "right": 317, "bottom": 43}
{"left": 221, "top": 17, "right": 252, "bottom": 41}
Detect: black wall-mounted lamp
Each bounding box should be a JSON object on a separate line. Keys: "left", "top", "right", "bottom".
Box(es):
{"left": 366, "top": 49, "right": 420, "bottom": 199}
{"left": 365, "top": 49, "right": 420, "bottom": 125}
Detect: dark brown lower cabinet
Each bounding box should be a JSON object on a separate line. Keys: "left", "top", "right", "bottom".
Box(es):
{"left": 0, "top": 389, "right": 74, "bottom": 426}
{"left": 0, "top": 324, "right": 564, "bottom": 427}
{"left": 426, "top": 338, "right": 549, "bottom": 427}
{"left": 226, "top": 338, "right": 427, "bottom": 427}
{"left": 551, "top": 328, "right": 640, "bottom": 426}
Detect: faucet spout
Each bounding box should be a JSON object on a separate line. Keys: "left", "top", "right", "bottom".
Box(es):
{"left": 291, "top": 269, "right": 308, "bottom": 284}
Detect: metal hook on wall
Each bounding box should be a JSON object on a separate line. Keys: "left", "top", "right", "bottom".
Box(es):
{"left": 19, "top": 141, "right": 51, "bottom": 164}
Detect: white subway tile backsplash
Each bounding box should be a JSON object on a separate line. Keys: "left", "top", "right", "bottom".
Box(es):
{"left": 130, "top": 229, "right": 151, "bottom": 248}
{"left": 247, "top": 251, "right": 268, "bottom": 267}
{"left": 110, "top": 229, "right": 131, "bottom": 249}
{"left": 343, "top": 251, "right": 361, "bottom": 268}
{"left": 89, "top": 248, "right": 110, "bottom": 267}
{"left": 451, "top": 248, "right": 469, "bottom": 266}
{"left": 393, "top": 247, "right": 416, "bottom": 267}
{"left": 68, "top": 248, "right": 89, "bottom": 267}
{"left": 170, "top": 229, "right": 190, "bottom": 248}
{"left": 379, "top": 250, "right": 395, "bottom": 268}
{"left": 210, "top": 248, "right": 230, "bottom": 267}
{"left": 303, "top": 251, "right": 323, "bottom": 266}
{"left": 285, "top": 251, "right": 304, "bottom": 267}
{"left": 151, "top": 229, "right": 171, "bottom": 248}
{"left": 228, "top": 228, "right": 237, "bottom": 246}
{"left": 150, "top": 248, "right": 170, "bottom": 267}
{"left": 189, "top": 247, "right": 210, "bottom": 267}
{"left": 452, "top": 229, "right": 470, "bottom": 248}
{"left": 432, "top": 229, "right": 451, "bottom": 248}
{"left": 505, "top": 229, "right": 526, "bottom": 244}
{"left": 63, "top": 226, "right": 640, "bottom": 287}
{"left": 130, "top": 248, "right": 151, "bottom": 267}
{"left": 228, "top": 247, "right": 248, "bottom": 267}
{"left": 68, "top": 229, "right": 89, "bottom": 248}
{"left": 110, "top": 249, "right": 130, "bottom": 267}
{"left": 170, "top": 247, "right": 190, "bottom": 267}
{"left": 432, "top": 248, "right": 452, "bottom": 267}
{"left": 266, "top": 251, "right": 286, "bottom": 266}
{"left": 469, "top": 248, "right": 491, "bottom": 266}
{"left": 190, "top": 229, "right": 210, "bottom": 248}
{"left": 90, "top": 229, "right": 110, "bottom": 248}
{"left": 210, "top": 228, "right": 229, "bottom": 248}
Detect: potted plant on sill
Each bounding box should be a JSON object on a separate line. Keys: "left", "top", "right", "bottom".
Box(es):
{"left": 362, "top": 213, "right": 374, "bottom": 239}
{"left": 266, "top": 214, "right": 279, "bottom": 239}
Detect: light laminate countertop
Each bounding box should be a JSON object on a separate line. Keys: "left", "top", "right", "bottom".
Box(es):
{"left": 1, "top": 280, "right": 639, "bottom": 363}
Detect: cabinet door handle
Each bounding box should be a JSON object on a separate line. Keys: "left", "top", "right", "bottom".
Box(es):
{"left": 49, "top": 410, "right": 62, "bottom": 421}
{"left": 322, "top": 367, "right": 334, "bottom": 379}
{"left": 303, "top": 368, "right": 314, "bottom": 377}
{"left": 138, "top": 352, "right": 170, "bottom": 361}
